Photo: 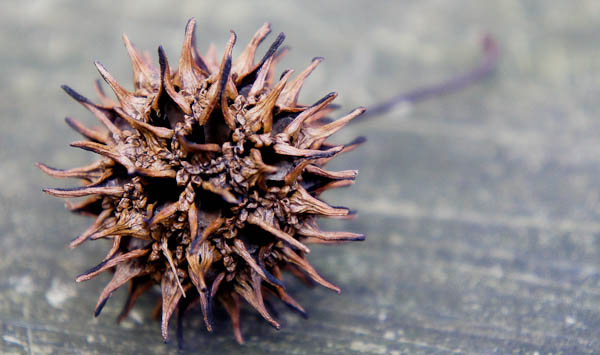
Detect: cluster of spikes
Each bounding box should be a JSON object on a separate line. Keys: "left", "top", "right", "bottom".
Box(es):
{"left": 39, "top": 19, "right": 366, "bottom": 344}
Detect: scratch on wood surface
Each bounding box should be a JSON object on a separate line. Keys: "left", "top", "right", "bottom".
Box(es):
{"left": 362, "top": 198, "right": 600, "bottom": 233}
{"left": 26, "top": 325, "right": 32, "bottom": 355}
{"left": 2, "top": 334, "right": 27, "bottom": 349}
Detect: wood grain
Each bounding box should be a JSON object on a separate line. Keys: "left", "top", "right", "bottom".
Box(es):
{"left": 3, "top": 0, "right": 600, "bottom": 353}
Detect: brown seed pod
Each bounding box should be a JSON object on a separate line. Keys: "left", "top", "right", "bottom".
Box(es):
{"left": 39, "top": 18, "right": 366, "bottom": 344}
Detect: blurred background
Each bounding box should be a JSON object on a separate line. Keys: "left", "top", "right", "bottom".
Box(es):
{"left": 3, "top": 0, "right": 600, "bottom": 353}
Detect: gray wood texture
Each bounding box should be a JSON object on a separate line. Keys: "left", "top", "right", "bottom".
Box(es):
{"left": 2, "top": 1, "right": 600, "bottom": 353}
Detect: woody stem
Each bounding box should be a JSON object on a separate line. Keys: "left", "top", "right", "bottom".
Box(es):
{"left": 361, "top": 34, "right": 499, "bottom": 120}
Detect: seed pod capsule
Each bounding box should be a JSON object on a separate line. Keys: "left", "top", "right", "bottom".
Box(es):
{"left": 40, "top": 18, "right": 365, "bottom": 345}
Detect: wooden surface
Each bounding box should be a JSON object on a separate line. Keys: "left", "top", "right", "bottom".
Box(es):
{"left": 3, "top": 1, "right": 600, "bottom": 353}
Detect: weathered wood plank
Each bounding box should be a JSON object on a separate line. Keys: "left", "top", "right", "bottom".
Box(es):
{"left": 3, "top": 1, "right": 600, "bottom": 353}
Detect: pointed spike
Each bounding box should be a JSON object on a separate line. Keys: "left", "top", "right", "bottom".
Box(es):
{"left": 285, "top": 263, "right": 315, "bottom": 287}
{"left": 297, "top": 223, "right": 365, "bottom": 242}
{"left": 76, "top": 249, "right": 149, "bottom": 282}
{"left": 69, "top": 208, "right": 113, "bottom": 248}
{"left": 268, "top": 265, "right": 307, "bottom": 317}
{"left": 234, "top": 274, "right": 280, "bottom": 329}
{"left": 247, "top": 54, "right": 276, "bottom": 99}
{"left": 246, "top": 69, "right": 295, "bottom": 133}
{"left": 282, "top": 247, "right": 340, "bottom": 293}
{"left": 277, "top": 57, "right": 323, "bottom": 109}
{"left": 70, "top": 141, "right": 136, "bottom": 172}
{"left": 218, "top": 53, "right": 233, "bottom": 100}
{"left": 232, "top": 239, "right": 272, "bottom": 283}
{"left": 82, "top": 169, "right": 114, "bottom": 187}
{"left": 303, "top": 105, "right": 339, "bottom": 124}
{"left": 88, "top": 223, "right": 124, "bottom": 240}
{"left": 186, "top": 248, "right": 214, "bottom": 332}
{"left": 122, "top": 33, "right": 156, "bottom": 90}
{"left": 201, "top": 291, "right": 214, "bottom": 332}
{"left": 94, "top": 61, "right": 141, "bottom": 114}
{"left": 261, "top": 266, "right": 286, "bottom": 290}
{"left": 302, "top": 235, "right": 365, "bottom": 244}
{"left": 61, "top": 84, "right": 92, "bottom": 104}
{"left": 247, "top": 215, "right": 309, "bottom": 253}
{"left": 257, "top": 247, "right": 286, "bottom": 289}
{"left": 266, "top": 47, "right": 290, "bottom": 87}
{"left": 161, "top": 269, "right": 184, "bottom": 342}
{"left": 94, "top": 297, "right": 109, "bottom": 317}
{"left": 175, "top": 18, "right": 208, "bottom": 91}
{"left": 197, "top": 31, "right": 236, "bottom": 125}
{"left": 65, "top": 117, "right": 109, "bottom": 143}
{"left": 43, "top": 185, "right": 124, "bottom": 198}
{"left": 114, "top": 106, "right": 174, "bottom": 139}
{"left": 289, "top": 185, "right": 349, "bottom": 217}
{"left": 301, "top": 107, "right": 366, "bottom": 149}
{"left": 61, "top": 85, "right": 122, "bottom": 137}
{"left": 93, "top": 261, "right": 146, "bottom": 317}
{"left": 280, "top": 289, "right": 308, "bottom": 317}
{"left": 273, "top": 143, "right": 342, "bottom": 158}
{"left": 321, "top": 107, "right": 366, "bottom": 134}
{"left": 304, "top": 165, "right": 358, "bottom": 180}
{"left": 220, "top": 294, "right": 244, "bottom": 344}
{"left": 232, "top": 22, "right": 271, "bottom": 81}
{"left": 257, "top": 32, "right": 285, "bottom": 69}
{"left": 70, "top": 140, "right": 116, "bottom": 157}
{"left": 103, "top": 234, "right": 122, "bottom": 261}
{"left": 93, "top": 79, "right": 116, "bottom": 107}
{"left": 36, "top": 160, "right": 105, "bottom": 179}
{"left": 282, "top": 92, "right": 338, "bottom": 139}
{"left": 264, "top": 284, "right": 306, "bottom": 317}
{"left": 189, "top": 23, "right": 211, "bottom": 74}
{"left": 156, "top": 46, "right": 192, "bottom": 115}
{"left": 204, "top": 43, "right": 219, "bottom": 73}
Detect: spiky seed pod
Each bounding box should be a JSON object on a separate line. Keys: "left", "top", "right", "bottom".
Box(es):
{"left": 39, "top": 18, "right": 366, "bottom": 344}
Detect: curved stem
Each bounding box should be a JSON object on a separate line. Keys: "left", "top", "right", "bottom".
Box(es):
{"left": 360, "top": 34, "right": 499, "bottom": 120}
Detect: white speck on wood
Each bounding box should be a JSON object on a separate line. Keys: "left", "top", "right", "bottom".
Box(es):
{"left": 3, "top": 335, "right": 27, "bottom": 348}
{"left": 383, "top": 330, "right": 395, "bottom": 340}
{"left": 130, "top": 309, "right": 144, "bottom": 324}
{"left": 565, "top": 315, "right": 576, "bottom": 325}
{"left": 45, "top": 278, "right": 77, "bottom": 308}
{"left": 350, "top": 340, "right": 388, "bottom": 354}
{"left": 9, "top": 275, "right": 35, "bottom": 295}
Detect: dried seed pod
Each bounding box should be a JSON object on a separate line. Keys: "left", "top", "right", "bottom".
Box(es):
{"left": 40, "top": 18, "right": 365, "bottom": 344}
